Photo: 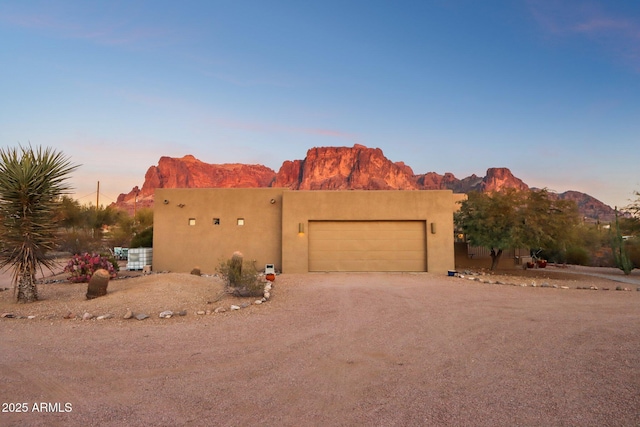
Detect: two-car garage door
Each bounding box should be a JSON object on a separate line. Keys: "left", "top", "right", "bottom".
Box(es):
{"left": 308, "top": 221, "right": 426, "bottom": 272}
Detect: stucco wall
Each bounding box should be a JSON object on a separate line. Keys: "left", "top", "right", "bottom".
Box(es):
{"left": 281, "top": 190, "right": 455, "bottom": 274}
{"left": 153, "top": 188, "right": 455, "bottom": 274}
{"left": 153, "top": 188, "right": 284, "bottom": 274}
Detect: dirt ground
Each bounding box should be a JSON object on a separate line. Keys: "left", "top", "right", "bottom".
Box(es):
{"left": 1, "top": 262, "right": 639, "bottom": 426}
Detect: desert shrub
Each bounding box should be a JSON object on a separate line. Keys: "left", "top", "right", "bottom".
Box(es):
{"left": 64, "top": 252, "right": 119, "bottom": 283}
{"left": 565, "top": 246, "right": 590, "bottom": 266}
{"left": 216, "top": 254, "right": 263, "bottom": 297}
{"left": 130, "top": 227, "right": 153, "bottom": 248}
{"left": 626, "top": 239, "right": 640, "bottom": 269}
{"left": 57, "top": 230, "right": 103, "bottom": 254}
{"left": 540, "top": 248, "right": 565, "bottom": 264}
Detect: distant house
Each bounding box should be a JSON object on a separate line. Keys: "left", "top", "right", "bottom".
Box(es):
{"left": 152, "top": 188, "right": 458, "bottom": 274}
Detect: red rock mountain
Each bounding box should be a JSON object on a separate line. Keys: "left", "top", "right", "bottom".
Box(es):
{"left": 113, "top": 145, "right": 614, "bottom": 221}
{"left": 273, "top": 145, "right": 419, "bottom": 190}
{"left": 114, "top": 155, "right": 276, "bottom": 211}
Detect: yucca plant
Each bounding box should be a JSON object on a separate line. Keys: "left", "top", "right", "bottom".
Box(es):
{"left": 0, "top": 145, "right": 78, "bottom": 302}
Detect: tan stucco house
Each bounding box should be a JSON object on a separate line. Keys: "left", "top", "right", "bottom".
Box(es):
{"left": 152, "top": 188, "right": 457, "bottom": 274}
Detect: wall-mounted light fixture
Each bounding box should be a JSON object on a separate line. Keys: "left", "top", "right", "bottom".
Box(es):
{"left": 177, "top": 203, "right": 185, "bottom": 208}
{"left": 430, "top": 223, "right": 436, "bottom": 234}
{"left": 163, "top": 199, "right": 169, "bottom": 204}
{"left": 298, "top": 223, "right": 305, "bottom": 234}
{"left": 270, "top": 198, "right": 276, "bottom": 204}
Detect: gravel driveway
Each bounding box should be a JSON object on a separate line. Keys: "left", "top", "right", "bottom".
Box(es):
{"left": 1, "top": 272, "right": 639, "bottom": 426}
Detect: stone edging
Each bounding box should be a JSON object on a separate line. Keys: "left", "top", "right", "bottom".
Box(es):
{"left": 452, "top": 270, "right": 639, "bottom": 292}
{"left": 1, "top": 275, "right": 275, "bottom": 321}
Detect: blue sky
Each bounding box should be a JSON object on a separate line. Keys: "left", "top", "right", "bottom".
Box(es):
{"left": 1, "top": 0, "right": 639, "bottom": 209}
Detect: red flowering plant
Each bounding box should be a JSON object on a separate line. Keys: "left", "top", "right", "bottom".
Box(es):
{"left": 64, "top": 252, "right": 119, "bottom": 283}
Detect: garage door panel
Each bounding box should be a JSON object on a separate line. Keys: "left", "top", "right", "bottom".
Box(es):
{"left": 328, "top": 239, "right": 425, "bottom": 252}
{"left": 309, "top": 221, "right": 426, "bottom": 272}
{"left": 312, "top": 258, "right": 425, "bottom": 272}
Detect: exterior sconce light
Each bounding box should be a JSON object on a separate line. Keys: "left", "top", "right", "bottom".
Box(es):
{"left": 177, "top": 203, "right": 185, "bottom": 208}
{"left": 270, "top": 198, "right": 276, "bottom": 204}
{"left": 298, "top": 223, "right": 304, "bottom": 234}
{"left": 430, "top": 223, "right": 436, "bottom": 234}
{"left": 163, "top": 199, "right": 169, "bottom": 204}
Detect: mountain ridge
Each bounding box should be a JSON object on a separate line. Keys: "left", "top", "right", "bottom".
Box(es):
{"left": 112, "top": 144, "right": 615, "bottom": 222}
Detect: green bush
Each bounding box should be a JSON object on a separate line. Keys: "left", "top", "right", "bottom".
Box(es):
{"left": 565, "top": 246, "right": 590, "bottom": 266}
{"left": 627, "top": 239, "right": 640, "bottom": 269}
{"left": 130, "top": 227, "right": 153, "bottom": 248}
{"left": 540, "top": 248, "right": 565, "bottom": 264}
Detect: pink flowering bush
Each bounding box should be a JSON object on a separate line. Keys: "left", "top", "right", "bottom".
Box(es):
{"left": 64, "top": 252, "right": 119, "bottom": 283}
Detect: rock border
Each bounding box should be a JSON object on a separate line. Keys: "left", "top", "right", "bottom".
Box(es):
{"left": 451, "top": 270, "right": 639, "bottom": 292}
{"left": 1, "top": 274, "right": 276, "bottom": 322}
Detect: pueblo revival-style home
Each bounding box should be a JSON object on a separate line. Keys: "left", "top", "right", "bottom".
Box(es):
{"left": 152, "top": 188, "right": 459, "bottom": 274}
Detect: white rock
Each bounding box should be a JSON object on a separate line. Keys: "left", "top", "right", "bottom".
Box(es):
{"left": 97, "top": 314, "right": 114, "bottom": 320}
{"left": 159, "top": 310, "right": 173, "bottom": 318}
{"left": 230, "top": 305, "right": 241, "bottom": 310}
{"left": 196, "top": 310, "right": 205, "bottom": 315}
{"left": 263, "top": 292, "right": 270, "bottom": 299}
{"left": 82, "top": 312, "right": 94, "bottom": 321}
{"left": 27, "top": 315, "right": 36, "bottom": 319}
{"left": 255, "top": 300, "right": 263, "bottom": 305}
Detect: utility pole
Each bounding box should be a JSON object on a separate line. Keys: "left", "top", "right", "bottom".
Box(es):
{"left": 96, "top": 181, "right": 100, "bottom": 209}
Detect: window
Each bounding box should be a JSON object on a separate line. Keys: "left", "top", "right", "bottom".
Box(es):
{"left": 188, "top": 218, "right": 196, "bottom": 226}
{"left": 213, "top": 218, "right": 220, "bottom": 225}
{"left": 237, "top": 218, "right": 244, "bottom": 226}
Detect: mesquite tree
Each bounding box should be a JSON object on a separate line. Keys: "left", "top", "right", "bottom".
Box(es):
{"left": 455, "top": 189, "right": 579, "bottom": 270}
{"left": 0, "top": 146, "right": 78, "bottom": 302}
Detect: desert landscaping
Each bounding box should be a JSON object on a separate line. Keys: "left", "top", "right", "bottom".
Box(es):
{"left": 1, "top": 261, "right": 639, "bottom": 426}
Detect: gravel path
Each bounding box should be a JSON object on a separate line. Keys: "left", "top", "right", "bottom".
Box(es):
{"left": 1, "top": 271, "right": 639, "bottom": 426}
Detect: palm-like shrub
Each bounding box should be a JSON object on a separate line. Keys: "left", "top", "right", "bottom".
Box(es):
{"left": 0, "top": 146, "right": 78, "bottom": 302}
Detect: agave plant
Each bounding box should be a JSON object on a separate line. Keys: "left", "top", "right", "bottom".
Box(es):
{"left": 0, "top": 145, "right": 78, "bottom": 302}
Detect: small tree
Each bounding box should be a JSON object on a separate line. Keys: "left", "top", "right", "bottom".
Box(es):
{"left": 455, "top": 189, "right": 580, "bottom": 270}
{"left": 0, "top": 145, "right": 78, "bottom": 302}
{"left": 455, "top": 189, "right": 522, "bottom": 270}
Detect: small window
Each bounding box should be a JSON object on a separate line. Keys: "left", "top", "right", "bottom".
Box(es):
{"left": 237, "top": 218, "right": 244, "bottom": 226}
{"left": 188, "top": 218, "right": 196, "bottom": 226}
{"left": 213, "top": 218, "right": 220, "bottom": 225}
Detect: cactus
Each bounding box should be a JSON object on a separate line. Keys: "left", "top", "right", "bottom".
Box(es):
{"left": 217, "top": 252, "right": 263, "bottom": 297}
{"left": 86, "top": 268, "right": 110, "bottom": 299}
{"left": 611, "top": 208, "right": 633, "bottom": 275}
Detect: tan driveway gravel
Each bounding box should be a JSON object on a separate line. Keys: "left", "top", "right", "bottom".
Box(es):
{"left": 1, "top": 266, "right": 639, "bottom": 426}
